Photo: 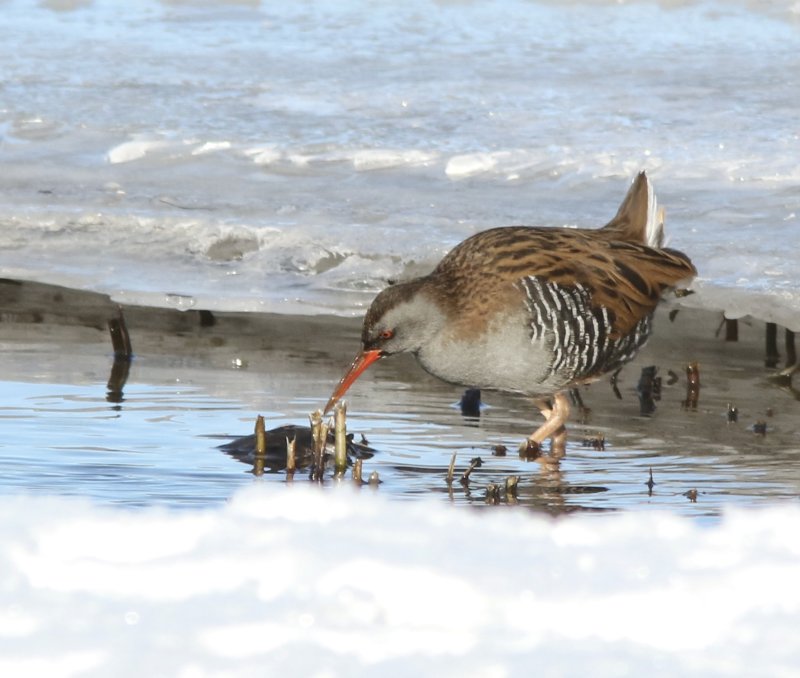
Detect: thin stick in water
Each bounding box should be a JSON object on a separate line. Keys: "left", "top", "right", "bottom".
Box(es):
{"left": 504, "top": 475, "right": 519, "bottom": 496}
{"left": 286, "top": 435, "right": 296, "bottom": 474}
{"left": 460, "top": 457, "right": 483, "bottom": 486}
{"left": 309, "top": 409, "right": 328, "bottom": 481}
{"left": 255, "top": 415, "right": 266, "bottom": 456}
{"left": 334, "top": 402, "right": 347, "bottom": 476}
{"left": 446, "top": 451, "right": 457, "bottom": 485}
{"left": 106, "top": 306, "right": 133, "bottom": 403}
{"left": 253, "top": 415, "right": 266, "bottom": 476}
{"left": 107, "top": 306, "right": 133, "bottom": 361}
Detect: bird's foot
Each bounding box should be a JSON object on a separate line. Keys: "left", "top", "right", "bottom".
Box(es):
{"left": 518, "top": 427, "right": 567, "bottom": 458}
{"left": 528, "top": 393, "right": 571, "bottom": 441}
{"left": 518, "top": 438, "right": 542, "bottom": 460}
{"left": 520, "top": 392, "right": 571, "bottom": 458}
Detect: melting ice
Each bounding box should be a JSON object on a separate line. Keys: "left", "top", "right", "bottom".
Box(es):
{"left": 1, "top": 0, "right": 799, "bottom": 327}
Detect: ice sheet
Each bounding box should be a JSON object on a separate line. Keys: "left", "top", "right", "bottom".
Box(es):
{"left": 1, "top": 0, "right": 798, "bottom": 327}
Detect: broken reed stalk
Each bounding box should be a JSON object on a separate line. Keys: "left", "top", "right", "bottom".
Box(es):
{"left": 683, "top": 362, "right": 701, "bottom": 410}
{"left": 724, "top": 318, "right": 738, "bottom": 342}
{"left": 504, "top": 475, "right": 519, "bottom": 497}
{"left": 645, "top": 467, "right": 655, "bottom": 494}
{"left": 446, "top": 451, "right": 457, "bottom": 485}
{"left": 353, "top": 458, "right": 363, "bottom": 484}
{"left": 309, "top": 409, "right": 329, "bottom": 481}
{"left": 333, "top": 402, "right": 347, "bottom": 476}
{"left": 107, "top": 306, "right": 133, "bottom": 361}
{"left": 459, "top": 457, "right": 483, "bottom": 486}
{"left": 253, "top": 414, "right": 266, "bottom": 476}
{"left": 286, "top": 435, "right": 297, "bottom": 474}
{"left": 255, "top": 415, "right": 266, "bottom": 455}
{"left": 106, "top": 306, "right": 133, "bottom": 403}
{"left": 765, "top": 322, "right": 780, "bottom": 368}
{"left": 786, "top": 329, "right": 797, "bottom": 372}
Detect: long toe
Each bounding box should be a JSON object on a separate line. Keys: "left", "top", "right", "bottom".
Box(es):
{"left": 524, "top": 391, "right": 572, "bottom": 447}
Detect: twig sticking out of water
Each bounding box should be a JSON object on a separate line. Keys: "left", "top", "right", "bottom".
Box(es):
{"left": 582, "top": 434, "right": 606, "bottom": 451}
{"left": 726, "top": 403, "right": 738, "bottom": 424}
{"left": 645, "top": 467, "right": 655, "bottom": 495}
{"left": 334, "top": 402, "right": 347, "bottom": 477}
{"left": 765, "top": 322, "right": 780, "bottom": 368}
{"left": 786, "top": 329, "right": 797, "bottom": 367}
{"left": 286, "top": 435, "right": 297, "bottom": 475}
{"left": 485, "top": 476, "right": 521, "bottom": 505}
{"left": 368, "top": 471, "right": 380, "bottom": 486}
{"left": 459, "top": 457, "right": 483, "bottom": 486}
{"left": 309, "top": 409, "right": 329, "bottom": 482}
{"left": 682, "top": 362, "right": 700, "bottom": 410}
{"left": 353, "top": 458, "right": 363, "bottom": 484}
{"left": 107, "top": 306, "right": 133, "bottom": 360}
{"left": 725, "top": 318, "right": 738, "bottom": 342}
{"left": 255, "top": 415, "right": 266, "bottom": 455}
{"left": 253, "top": 415, "right": 266, "bottom": 476}
{"left": 781, "top": 329, "right": 798, "bottom": 379}
{"left": 106, "top": 306, "right": 133, "bottom": 403}
{"left": 504, "top": 475, "right": 519, "bottom": 498}
{"left": 637, "top": 365, "right": 660, "bottom": 416}
{"left": 446, "top": 451, "right": 457, "bottom": 485}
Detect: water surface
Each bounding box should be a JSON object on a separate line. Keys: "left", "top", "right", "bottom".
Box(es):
{"left": 2, "top": 281, "right": 797, "bottom": 518}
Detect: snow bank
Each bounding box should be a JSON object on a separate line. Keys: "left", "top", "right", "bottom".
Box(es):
{"left": 2, "top": 486, "right": 798, "bottom": 676}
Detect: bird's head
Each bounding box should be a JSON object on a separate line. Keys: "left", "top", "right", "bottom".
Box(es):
{"left": 324, "top": 279, "right": 444, "bottom": 414}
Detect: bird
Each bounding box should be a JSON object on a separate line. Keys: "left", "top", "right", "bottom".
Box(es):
{"left": 324, "top": 172, "right": 696, "bottom": 450}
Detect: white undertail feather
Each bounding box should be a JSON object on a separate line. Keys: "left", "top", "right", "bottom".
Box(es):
{"left": 643, "top": 174, "right": 665, "bottom": 248}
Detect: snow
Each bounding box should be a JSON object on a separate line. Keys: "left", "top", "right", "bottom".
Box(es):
{"left": 2, "top": 485, "right": 799, "bottom": 676}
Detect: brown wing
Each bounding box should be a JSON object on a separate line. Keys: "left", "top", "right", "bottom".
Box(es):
{"left": 431, "top": 226, "right": 696, "bottom": 339}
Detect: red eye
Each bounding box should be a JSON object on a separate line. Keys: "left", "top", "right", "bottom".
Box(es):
{"left": 379, "top": 329, "right": 394, "bottom": 340}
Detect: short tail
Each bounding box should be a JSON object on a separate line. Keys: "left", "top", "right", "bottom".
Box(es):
{"left": 601, "top": 171, "right": 664, "bottom": 248}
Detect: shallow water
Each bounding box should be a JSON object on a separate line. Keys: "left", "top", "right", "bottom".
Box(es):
{"left": 2, "top": 281, "right": 797, "bottom": 518}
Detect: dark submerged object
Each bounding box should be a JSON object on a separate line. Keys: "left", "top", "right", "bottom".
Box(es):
{"left": 220, "top": 424, "right": 375, "bottom": 472}
{"left": 459, "top": 388, "right": 483, "bottom": 417}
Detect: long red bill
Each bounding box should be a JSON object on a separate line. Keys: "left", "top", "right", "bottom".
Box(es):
{"left": 323, "top": 349, "right": 383, "bottom": 414}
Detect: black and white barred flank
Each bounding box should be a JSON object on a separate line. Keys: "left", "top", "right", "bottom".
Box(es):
{"left": 518, "top": 275, "right": 652, "bottom": 383}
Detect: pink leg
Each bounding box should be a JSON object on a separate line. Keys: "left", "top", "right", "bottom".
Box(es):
{"left": 527, "top": 392, "right": 571, "bottom": 445}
